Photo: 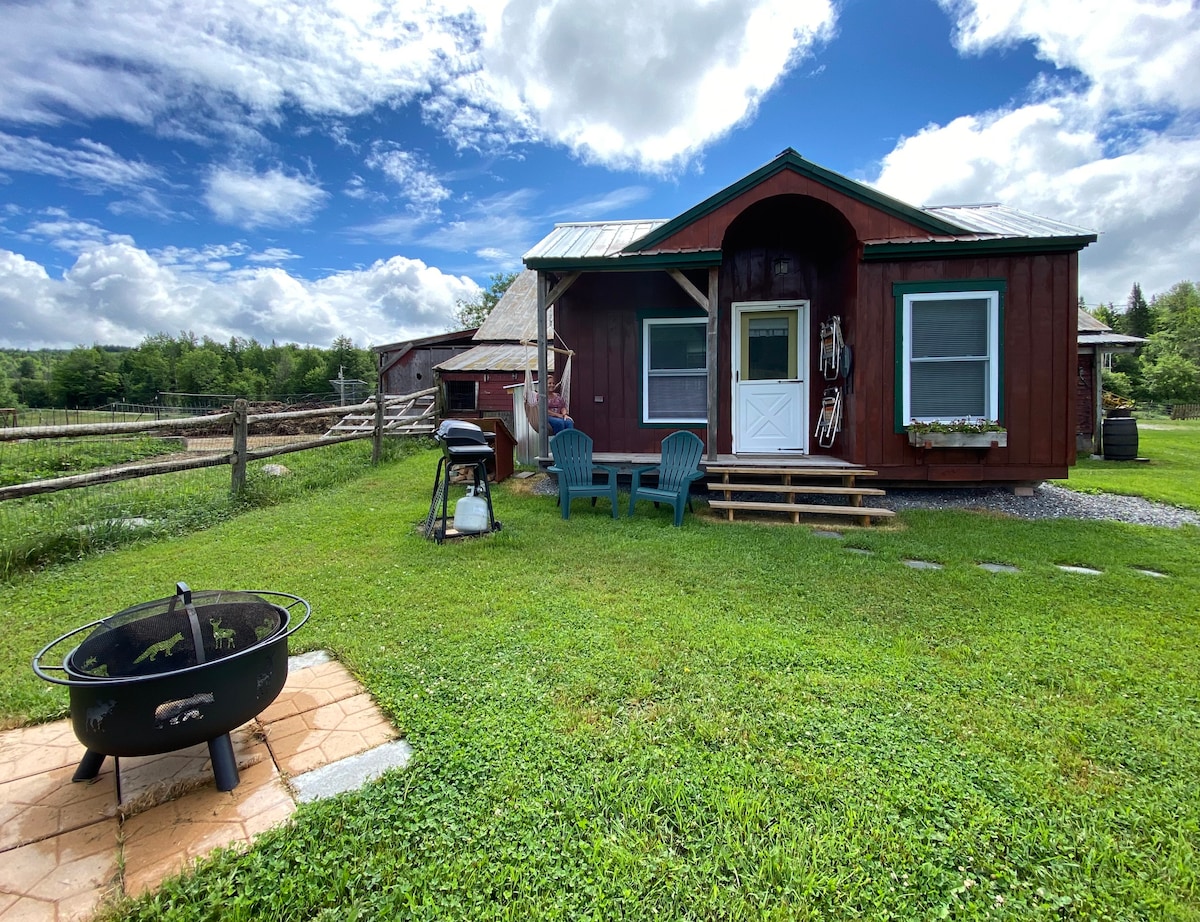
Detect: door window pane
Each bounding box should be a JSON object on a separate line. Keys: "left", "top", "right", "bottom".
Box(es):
{"left": 747, "top": 316, "right": 791, "bottom": 380}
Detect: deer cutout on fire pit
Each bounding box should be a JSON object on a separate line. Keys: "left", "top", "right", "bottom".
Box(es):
{"left": 210, "top": 618, "right": 235, "bottom": 650}
{"left": 133, "top": 631, "right": 185, "bottom": 665}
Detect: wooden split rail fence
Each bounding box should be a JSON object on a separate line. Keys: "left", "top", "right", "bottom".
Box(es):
{"left": 0, "top": 389, "right": 436, "bottom": 502}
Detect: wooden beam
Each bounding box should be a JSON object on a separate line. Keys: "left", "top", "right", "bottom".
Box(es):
{"left": 706, "top": 266, "right": 719, "bottom": 461}
{"left": 537, "top": 272, "right": 550, "bottom": 461}
{"left": 545, "top": 272, "right": 579, "bottom": 309}
{"left": 668, "top": 269, "right": 709, "bottom": 312}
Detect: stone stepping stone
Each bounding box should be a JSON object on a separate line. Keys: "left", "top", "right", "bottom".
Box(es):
{"left": 845, "top": 547, "right": 873, "bottom": 555}
{"left": 978, "top": 563, "right": 1020, "bottom": 573}
{"left": 1133, "top": 568, "right": 1169, "bottom": 578}
{"left": 1057, "top": 564, "right": 1102, "bottom": 575}
{"left": 813, "top": 530, "right": 843, "bottom": 539}
{"left": 903, "top": 559, "right": 943, "bottom": 570}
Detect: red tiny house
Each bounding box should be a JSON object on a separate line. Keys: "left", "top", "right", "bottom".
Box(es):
{"left": 522, "top": 149, "right": 1095, "bottom": 486}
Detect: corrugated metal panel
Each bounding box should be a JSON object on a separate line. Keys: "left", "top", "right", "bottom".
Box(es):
{"left": 474, "top": 269, "right": 541, "bottom": 343}
{"left": 1079, "top": 332, "right": 1146, "bottom": 347}
{"left": 923, "top": 204, "right": 1095, "bottom": 239}
{"left": 436, "top": 343, "right": 555, "bottom": 373}
{"left": 1077, "top": 309, "right": 1111, "bottom": 333}
{"left": 523, "top": 220, "right": 667, "bottom": 261}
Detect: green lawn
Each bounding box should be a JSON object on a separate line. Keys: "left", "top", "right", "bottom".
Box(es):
{"left": 1058, "top": 419, "right": 1200, "bottom": 509}
{"left": 2, "top": 442, "right": 1198, "bottom": 920}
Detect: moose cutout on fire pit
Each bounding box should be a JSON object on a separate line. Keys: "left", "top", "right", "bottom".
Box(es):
{"left": 34, "top": 582, "right": 309, "bottom": 792}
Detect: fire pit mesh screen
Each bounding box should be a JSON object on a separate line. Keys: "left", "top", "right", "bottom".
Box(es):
{"left": 68, "top": 590, "right": 284, "bottom": 679}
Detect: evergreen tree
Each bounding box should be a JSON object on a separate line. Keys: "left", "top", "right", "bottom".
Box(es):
{"left": 1125, "top": 282, "right": 1152, "bottom": 339}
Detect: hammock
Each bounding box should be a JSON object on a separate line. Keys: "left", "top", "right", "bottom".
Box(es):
{"left": 523, "top": 342, "right": 573, "bottom": 434}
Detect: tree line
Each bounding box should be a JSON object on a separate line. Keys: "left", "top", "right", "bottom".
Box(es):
{"left": 0, "top": 333, "right": 377, "bottom": 409}
{"left": 1089, "top": 280, "right": 1200, "bottom": 405}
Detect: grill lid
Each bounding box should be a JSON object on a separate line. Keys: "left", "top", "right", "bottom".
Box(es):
{"left": 435, "top": 419, "right": 495, "bottom": 460}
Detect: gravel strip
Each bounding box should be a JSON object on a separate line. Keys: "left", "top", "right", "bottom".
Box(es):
{"left": 534, "top": 473, "right": 1199, "bottom": 528}
{"left": 875, "top": 483, "right": 1200, "bottom": 528}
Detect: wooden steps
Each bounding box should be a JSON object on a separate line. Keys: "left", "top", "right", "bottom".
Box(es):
{"left": 704, "top": 464, "right": 894, "bottom": 526}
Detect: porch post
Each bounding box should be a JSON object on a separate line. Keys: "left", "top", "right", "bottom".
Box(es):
{"left": 706, "top": 266, "right": 719, "bottom": 461}
{"left": 536, "top": 271, "right": 550, "bottom": 461}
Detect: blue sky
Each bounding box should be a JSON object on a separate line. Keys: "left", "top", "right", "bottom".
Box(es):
{"left": 1, "top": 0, "right": 1198, "bottom": 350}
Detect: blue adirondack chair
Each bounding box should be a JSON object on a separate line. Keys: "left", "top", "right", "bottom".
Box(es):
{"left": 548, "top": 429, "right": 620, "bottom": 519}
{"left": 628, "top": 430, "right": 706, "bottom": 526}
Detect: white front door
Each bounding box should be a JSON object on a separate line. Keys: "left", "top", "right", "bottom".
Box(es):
{"left": 733, "top": 301, "right": 808, "bottom": 453}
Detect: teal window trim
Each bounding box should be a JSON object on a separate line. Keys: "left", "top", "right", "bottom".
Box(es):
{"left": 893, "top": 280, "right": 1006, "bottom": 432}
{"left": 638, "top": 307, "right": 708, "bottom": 427}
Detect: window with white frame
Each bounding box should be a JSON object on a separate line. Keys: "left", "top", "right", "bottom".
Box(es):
{"left": 901, "top": 289, "right": 1000, "bottom": 423}
{"left": 642, "top": 317, "right": 707, "bottom": 423}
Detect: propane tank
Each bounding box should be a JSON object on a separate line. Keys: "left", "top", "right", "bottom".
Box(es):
{"left": 453, "top": 486, "right": 489, "bottom": 534}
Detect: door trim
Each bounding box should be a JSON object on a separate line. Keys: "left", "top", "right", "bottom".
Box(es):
{"left": 732, "top": 300, "right": 809, "bottom": 454}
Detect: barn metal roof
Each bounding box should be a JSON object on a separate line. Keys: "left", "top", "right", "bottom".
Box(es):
{"left": 435, "top": 343, "right": 552, "bottom": 373}
{"left": 1076, "top": 308, "right": 1145, "bottom": 350}
{"left": 923, "top": 204, "right": 1097, "bottom": 239}
{"left": 473, "top": 269, "right": 549, "bottom": 343}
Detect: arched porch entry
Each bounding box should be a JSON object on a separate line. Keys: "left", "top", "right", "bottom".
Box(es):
{"left": 719, "top": 194, "right": 858, "bottom": 455}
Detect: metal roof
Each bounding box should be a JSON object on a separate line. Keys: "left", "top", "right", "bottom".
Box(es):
{"left": 1077, "top": 309, "right": 1112, "bottom": 333}
{"left": 435, "top": 343, "right": 552, "bottom": 373}
{"left": 473, "top": 269, "right": 548, "bottom": 343}
{"left": 1076, "top": 308, "right": 1145, "bottom": 349}
{"left": 525, "top": 204, "right": 1096, "bottom": 266}
{"left": 523, "top": 220, "right": 668, "bottom": 263}
{"left": 923, "top": 204, "right": 1096, "bottom": 239}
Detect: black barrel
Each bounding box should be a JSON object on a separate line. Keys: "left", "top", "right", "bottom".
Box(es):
{"left": 1103, "top": 416, "right": 1139, "bottom": 460}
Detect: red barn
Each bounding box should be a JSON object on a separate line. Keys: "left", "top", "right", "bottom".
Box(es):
{"left": 523, "top": 148, "right": 1097, "bottom": 494}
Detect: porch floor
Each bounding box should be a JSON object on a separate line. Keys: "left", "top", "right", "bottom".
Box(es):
{"left": 539, "top": 452, "right": 861, "bottom": 472}
{"left": 536, "top": 452, "right": 892, "bottom": 526}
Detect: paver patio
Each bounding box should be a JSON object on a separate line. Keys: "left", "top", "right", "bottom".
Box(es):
{"left": 0, "top": 654, "right": 408, "bottom": 921}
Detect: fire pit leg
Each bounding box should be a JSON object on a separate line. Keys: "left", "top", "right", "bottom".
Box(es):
{"left": 208, "top": 733, "right": 239, "bottom": 792}
{"left": 72, "top": 749, "right": 107, "bottom": 782}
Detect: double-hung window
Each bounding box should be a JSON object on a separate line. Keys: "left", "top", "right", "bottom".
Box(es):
{"left": 642, "top": 317, "right": 707, "bottom": 424}
{"left": 897, "top": 283, "right": 1002, "bottom": 425}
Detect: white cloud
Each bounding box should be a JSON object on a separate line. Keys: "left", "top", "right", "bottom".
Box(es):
{"left": 0, "top": 244, "right": 481, "bottom": 350}
{"left": 0, "top": 0, "right": 482, "bottom": 130}
{"left": 366, "top": 146, "right": 452, "bottom": 212}
{"left": 0, "top": 132, "right": 159, "bottom": 188}
{"left": 351, "top": 187, "right": 541, "bottom": 264}
{"left": 477, "top": 0, "right": 836, "bottom": 170}
{"left": 943, "top": 0, "right": 1200, "bottom": 110}
{"left": 0, "top": 0, "right": 836, "bottom": 171}
{"left": 874, "top": 0, "right": 1200, "bottom": 303}
{"left": 204, "top": 167, "right": 328, "bottom": 228}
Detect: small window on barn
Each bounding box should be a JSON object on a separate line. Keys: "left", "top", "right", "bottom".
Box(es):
{"left": 898, "top": 287, "right": 1001, "bottom": 425}
{"left": 445, "top": 380, "right": 477, "bottom": 413}
{"left": 642, "top": 318, "right": 707, "bottom": 424}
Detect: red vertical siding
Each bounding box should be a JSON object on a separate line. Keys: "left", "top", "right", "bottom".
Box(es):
{"left": 855, "top": 252, "right": 1077, "bottom": 480}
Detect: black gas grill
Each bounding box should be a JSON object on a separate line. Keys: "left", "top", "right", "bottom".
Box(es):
{"left": 424, "top": 420, "right": 501, "bottom": 542}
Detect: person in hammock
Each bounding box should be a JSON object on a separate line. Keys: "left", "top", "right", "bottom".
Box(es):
{"left": 546, "top": 373, "right": 574, "bottom": 434}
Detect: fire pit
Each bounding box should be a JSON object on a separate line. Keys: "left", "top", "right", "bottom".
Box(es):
{"left": 33, "top": 583, "right": 309, "bottom": 791}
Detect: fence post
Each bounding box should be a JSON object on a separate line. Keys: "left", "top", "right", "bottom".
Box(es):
{"left": 372, "top": 393, "right": 385, "bottom": 464}
{"left": 231, "top": 398, "right": 248, "bottom": 494}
